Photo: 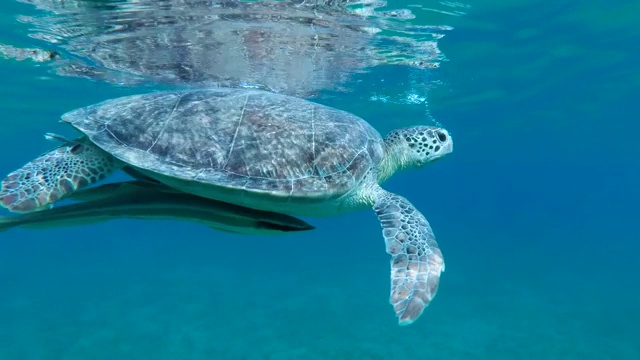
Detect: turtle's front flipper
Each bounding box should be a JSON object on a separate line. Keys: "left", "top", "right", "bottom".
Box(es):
{"left": 372, "top": 186, "right": 445, "bottom": 325}
{"left": 0, "top": 138, "right": 119, "bottom": 213}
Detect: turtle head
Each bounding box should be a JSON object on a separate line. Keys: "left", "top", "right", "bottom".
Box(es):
{"left": 379, "top": 126, "right": 453, "bottom": 182}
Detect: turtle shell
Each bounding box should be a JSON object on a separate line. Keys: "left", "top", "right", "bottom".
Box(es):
{"left": 62, "top": 88, "right": 385, "bottom": 200}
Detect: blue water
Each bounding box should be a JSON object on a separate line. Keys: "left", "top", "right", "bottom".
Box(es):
{"left": 1, "top": 1, "right": 638, "bottom": 359}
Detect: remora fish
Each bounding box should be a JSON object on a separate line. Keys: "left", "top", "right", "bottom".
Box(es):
{"left": 0, "top": 181, "right": 314, "bottom": 235}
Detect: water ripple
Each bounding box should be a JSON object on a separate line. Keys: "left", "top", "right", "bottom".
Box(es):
{"left": 5, "top": 0, "right": 462, "bottom": 97}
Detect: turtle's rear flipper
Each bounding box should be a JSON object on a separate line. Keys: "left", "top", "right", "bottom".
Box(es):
{"left": 0, "top": 139, "right": 119, "bottom": 213}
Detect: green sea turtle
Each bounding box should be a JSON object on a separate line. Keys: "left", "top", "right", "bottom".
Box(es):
{"left": 0, "top": 87, "right": 453, "bottom": 325}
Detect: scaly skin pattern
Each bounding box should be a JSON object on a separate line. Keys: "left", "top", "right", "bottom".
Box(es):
{"left": 372, "top": 186, "right": 444, "bottom": 325}
{"left": 0, "top": 141, "right": 117, "bottom": 213}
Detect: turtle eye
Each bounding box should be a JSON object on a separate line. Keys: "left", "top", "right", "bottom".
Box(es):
{"left": 436, "top": 131, "right": 447, "bottom": 142}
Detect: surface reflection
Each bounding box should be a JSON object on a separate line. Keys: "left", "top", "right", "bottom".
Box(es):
{"left": 8, "top": 0, "right": 454, "bottom": 96}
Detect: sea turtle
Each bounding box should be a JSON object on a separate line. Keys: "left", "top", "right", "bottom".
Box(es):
{"left": 0, "top": 87, "right": 453, "bottom": 325}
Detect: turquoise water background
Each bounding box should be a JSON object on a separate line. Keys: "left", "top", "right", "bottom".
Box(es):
{"left": 1, "top": 1, "right": 638, "bottom": 359}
